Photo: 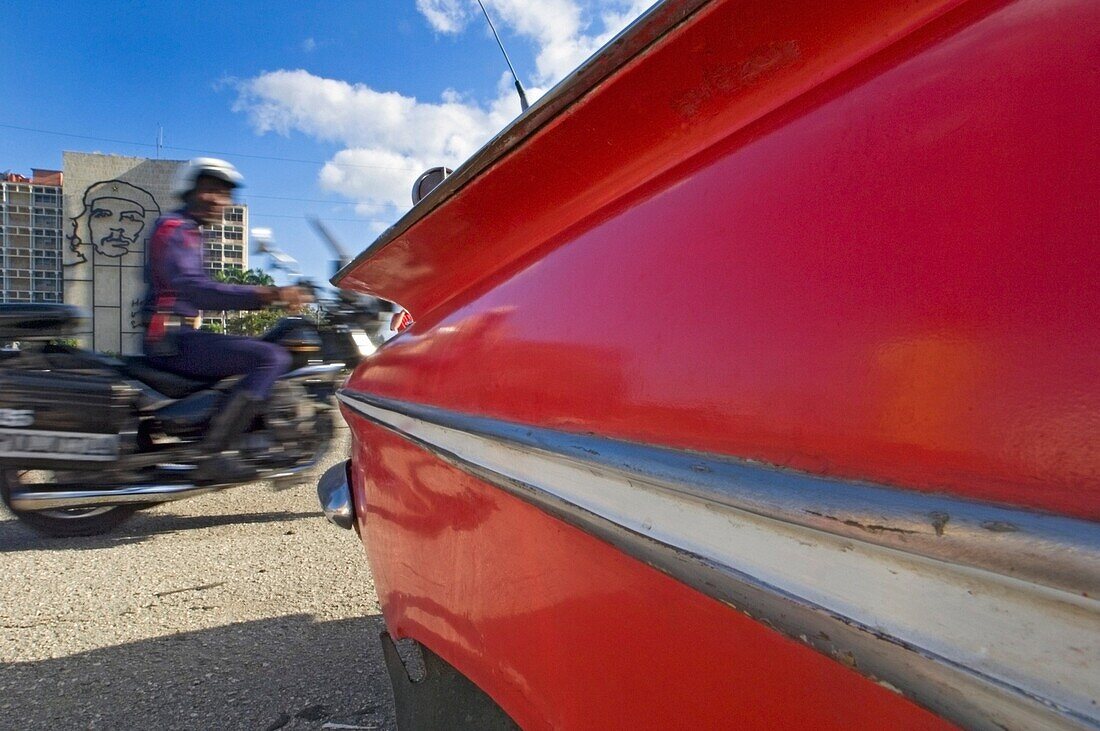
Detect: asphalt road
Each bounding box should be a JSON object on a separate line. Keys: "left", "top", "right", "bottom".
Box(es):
{"left": 0, "top": 426, "right": 398, "bottom": 731}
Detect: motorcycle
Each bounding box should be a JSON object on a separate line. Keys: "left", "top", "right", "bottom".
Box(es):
{"left": 0, "top": 239, "right": 389, "bottom": 537}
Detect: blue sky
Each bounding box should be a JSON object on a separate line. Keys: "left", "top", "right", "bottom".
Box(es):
{"left": 0, "top": 0, "right": 653, "bottom": 287}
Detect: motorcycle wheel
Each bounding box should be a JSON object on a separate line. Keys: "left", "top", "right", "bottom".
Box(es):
{"left": 0, "top": 469, "right": 139, "bottom": 538}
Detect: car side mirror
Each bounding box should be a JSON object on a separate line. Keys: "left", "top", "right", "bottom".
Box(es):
{"left": 412, "top": 167, "right": 453, "bottom": 205}
{"left": 251, "top": 227, "right": 274, "bottom": 255}
{"left": 250, "top": 227, "right": 300, "bottom": 273}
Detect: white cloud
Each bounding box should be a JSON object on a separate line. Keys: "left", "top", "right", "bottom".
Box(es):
{"left": 233, "top": 1, "right": 655, "bottom": 217}
{"left": 478, "top": 0, "right": 655, "bottom": 83}
{"left": 320, "top": 149, "right": 425, "bottom": 211}
{"left": 417, "top": 0, "right": 472, "bottom": 34}
{"left": 234, "top": 69, "right": 519, "bottom": 208}
{"left": 234, "top": 69, "right": 507, "bottom": 157}
{"left": 301, "top": 37, "right": 317, "bottom": 52}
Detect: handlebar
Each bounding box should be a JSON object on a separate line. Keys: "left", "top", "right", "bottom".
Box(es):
{"left": 251, "top": 234, "right": 385, "bottom": 321}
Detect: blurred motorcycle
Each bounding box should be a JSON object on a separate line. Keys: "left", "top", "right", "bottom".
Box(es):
{"left": 0, "top": 235, "right": 387, "bottom": 537}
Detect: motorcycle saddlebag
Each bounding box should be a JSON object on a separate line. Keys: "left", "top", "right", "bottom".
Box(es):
{"left": 0, "top": 370, "right": 136, "bottom": 469}
{"left": 0, "top": 303, "right": 87, "bottom": 340}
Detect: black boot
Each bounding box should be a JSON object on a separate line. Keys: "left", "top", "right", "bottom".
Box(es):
{"left": 193, "top": 391, "right": 265, "bottom": 484}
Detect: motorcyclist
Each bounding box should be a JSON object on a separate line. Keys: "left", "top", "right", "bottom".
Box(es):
{"left": 142, "top": 157, "right": 311, "bottom": 482}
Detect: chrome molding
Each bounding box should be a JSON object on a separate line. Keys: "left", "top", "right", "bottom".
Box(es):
{"left": 282, "top": 363, "right": 345, "bottom": 380}
{"left": 338, "top": 390, "right": 1100, "bottom": 731}
{"left": 8, "top": 481, "right": 221, "bottom": 510}
{"left": 317, "top": 459, "right": 356, "bottom": 529}
{"left": 8, "top": 456, "right": 327, "bottom": 511}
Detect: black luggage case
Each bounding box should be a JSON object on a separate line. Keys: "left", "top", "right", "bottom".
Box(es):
{"left": 0, "top": 304, "right": 86, "bottom": 340}
{"left": 0, "top": 370, "right": 135, "bottom": 469}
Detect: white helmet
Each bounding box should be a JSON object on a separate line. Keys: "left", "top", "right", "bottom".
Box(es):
{"left": 171, "top": 157, "right": 244, "bottom": 198}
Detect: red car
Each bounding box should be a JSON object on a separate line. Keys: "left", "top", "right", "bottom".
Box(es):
{"left": 318, "top": 0, "right": 1099, "bottom": 727}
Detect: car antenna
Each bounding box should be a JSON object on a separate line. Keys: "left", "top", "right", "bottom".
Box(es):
{"left": 475, "top": 0, "right": 529, "bottom": 112}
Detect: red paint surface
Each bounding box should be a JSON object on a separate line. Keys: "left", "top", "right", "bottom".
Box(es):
{"left": 347, "top": 0, "right": 1100, "bottom": 519}
{"left": 339, "top": 0, "right": 1099, "bottom": 726}
{"left": 346, "top": 414, "right": 954, "bottom": 729}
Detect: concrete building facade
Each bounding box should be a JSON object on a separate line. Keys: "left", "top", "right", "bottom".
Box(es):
{"left": 49, "top": 152, "right": 250, "bottom": 354}
{"left": 61, "top": 152, "right": 183, "bottom": 354}
{"left": 1, "top": 170, "right": 64, "bottom": 304}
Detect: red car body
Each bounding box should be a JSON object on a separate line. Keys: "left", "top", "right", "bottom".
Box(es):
{"left": 329, "top": 0, "right": 1099, "bottom": 727}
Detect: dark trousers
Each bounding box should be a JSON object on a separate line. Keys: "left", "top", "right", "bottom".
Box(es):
{"left": 146, "top": 329, "right": 291, "bottom": 398}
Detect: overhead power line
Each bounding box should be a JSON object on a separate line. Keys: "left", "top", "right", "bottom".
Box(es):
{"left": 0, "top": 122, "right": 420, "bottom": 171}
{"left": 0, "top": 122, "right": 155, "bottom": 149}
{"left": 248, "top": 211, "right": 393, "bottom": 225}
{"left": 1, "top": 121, "right": 406, "bottom": 225}
{"left": 241, "top": 192, "right": 390, "bottom": 210}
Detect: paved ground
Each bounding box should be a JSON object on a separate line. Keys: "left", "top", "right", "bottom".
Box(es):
{"left": 0, "top": 427, "right": 398, "bottom": 731}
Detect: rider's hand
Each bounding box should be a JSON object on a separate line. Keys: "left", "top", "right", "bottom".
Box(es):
{"left": 271, "top": 286, "right": 313, "bottom": 313}
{"left": 278, "top": 286, "right": 313, "bottom": 308}
{"left": 258, "top": 285, "right": 312, "bottom": 309}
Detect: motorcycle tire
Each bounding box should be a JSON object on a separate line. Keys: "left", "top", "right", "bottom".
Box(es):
{"left": 0, "top": 469, "right": 139, "bottom": 538}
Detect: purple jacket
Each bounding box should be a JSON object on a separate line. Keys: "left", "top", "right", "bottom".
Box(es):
{"left": 142, "top": 209, "right": 264, "bottom": 321}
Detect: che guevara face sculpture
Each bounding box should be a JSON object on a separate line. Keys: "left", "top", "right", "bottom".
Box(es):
{"left": 68, "top": 180, "right": 161, "bottom": 263}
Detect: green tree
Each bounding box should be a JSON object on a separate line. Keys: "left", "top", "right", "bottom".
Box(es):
{"left": 223, "top": 309, "right": 284, "bottom": 336}
{"left": 212, "top": 267, "right": 274, "bottom": 286}
{"left": 204, "top": 267, "right": 282, "bottom": 335}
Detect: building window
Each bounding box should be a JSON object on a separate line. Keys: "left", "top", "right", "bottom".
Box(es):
{"left": 33, "top": 189, "right": 61, "bottom": 206}
{"left": 34, "top": 235, "right": 60, "bottom": 250}
{"left": 32, "top": 207, "right": 61, "bottom": 228}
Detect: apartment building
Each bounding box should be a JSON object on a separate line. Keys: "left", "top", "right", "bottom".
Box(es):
{"left": 0, "top": 170, "right": 63, "bottom": 304}
{"left": 201, "top": 204, "right": 249, "bottom": 276}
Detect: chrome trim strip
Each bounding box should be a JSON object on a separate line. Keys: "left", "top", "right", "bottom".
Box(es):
{"left": 8, "top": 481, "right": 220, "bottom": 509}
{"left": 8, "top": 458, "right": 325, "bottom": 511}
{"left": 338, "top": 394, "right": 1099, "bottom": 597}
{"left": 338, "top": 390, "right": 1100, "bottom": 731}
